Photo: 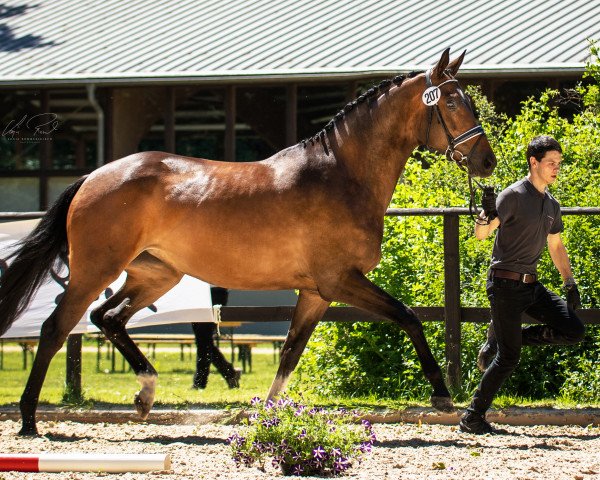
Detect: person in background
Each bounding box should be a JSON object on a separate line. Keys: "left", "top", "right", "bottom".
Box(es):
{"left": 191, "top": 286, "right": 241, "bottom": 389}
{"left": 460, "top": 135, "right": 585, "bottom": 435}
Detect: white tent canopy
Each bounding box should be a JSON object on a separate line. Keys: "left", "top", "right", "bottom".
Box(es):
{"left": 0, "top": 219, "right": 213, "bottom": 338}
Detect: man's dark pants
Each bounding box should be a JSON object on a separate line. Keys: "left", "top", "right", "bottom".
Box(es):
{"left": 192, "top": 322, "right": 237, "bottom": 388}
{"left": 469, "top": 277, "right": 585, "bottom": 414}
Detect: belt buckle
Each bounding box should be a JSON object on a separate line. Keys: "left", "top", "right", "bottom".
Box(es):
{"left": 522, "top": 273, "right": 534, "bottom": 283}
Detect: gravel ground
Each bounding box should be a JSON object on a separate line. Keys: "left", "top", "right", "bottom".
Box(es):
{"left": 0, "top": 419, "right": 599, "bottom": 479}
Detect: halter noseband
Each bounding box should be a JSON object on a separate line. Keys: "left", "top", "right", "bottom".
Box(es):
{"left": 423, "top": 69, "right": 485, "bottom": 172}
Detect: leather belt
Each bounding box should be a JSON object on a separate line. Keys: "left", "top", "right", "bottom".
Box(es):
{"left": 491, "top": 269, "right": 537, "bottom": 284}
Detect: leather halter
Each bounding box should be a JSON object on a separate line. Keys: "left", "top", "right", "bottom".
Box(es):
{"left": 423, "top": 69, "right": 485, "bottom": 173}
{"left": 423, "top": 69, "right": 492, "bottom": 222}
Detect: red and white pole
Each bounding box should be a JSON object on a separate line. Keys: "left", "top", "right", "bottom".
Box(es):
{"left": 0, "top": 453, "right": 171, "bottom": 472}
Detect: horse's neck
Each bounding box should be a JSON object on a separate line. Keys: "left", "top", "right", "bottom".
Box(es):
{"left": 331, "top": 86, "right": 421, "bottom": 214}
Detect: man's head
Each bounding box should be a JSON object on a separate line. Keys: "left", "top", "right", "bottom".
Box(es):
{"left": 526, "top": 135, "right": 562, "bottom": 185}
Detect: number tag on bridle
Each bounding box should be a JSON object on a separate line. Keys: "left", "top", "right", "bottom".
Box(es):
{"left": 422, "top": 86, "right": 441, "bottom": 106}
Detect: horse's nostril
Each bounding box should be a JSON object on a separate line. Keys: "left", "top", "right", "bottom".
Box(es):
{"left": 484, "top": 156, "right": 496, "bottom": 171}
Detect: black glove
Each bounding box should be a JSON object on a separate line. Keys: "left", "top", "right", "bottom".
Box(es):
{"left": 480, "top": 186, "right": 498, "bottom": 221}
{"left": 564, "top": 283, "right": 582, "bottom": 310}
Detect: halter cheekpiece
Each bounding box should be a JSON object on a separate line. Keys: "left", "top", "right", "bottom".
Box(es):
{"left": 423, "top": 69, "right": 485, "bottom": 172}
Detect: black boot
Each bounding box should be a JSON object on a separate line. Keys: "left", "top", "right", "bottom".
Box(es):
{"left": 477, "top": 322, "right": 497, "bottom": 372}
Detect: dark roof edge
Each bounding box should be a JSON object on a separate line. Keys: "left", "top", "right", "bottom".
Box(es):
{"left": 0, "top": 65, "right": 586, "bottom": 88}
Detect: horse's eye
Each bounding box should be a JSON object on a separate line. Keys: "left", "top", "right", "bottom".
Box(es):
{"left": 446, "top": 99, "right": 457, "bottom": 110}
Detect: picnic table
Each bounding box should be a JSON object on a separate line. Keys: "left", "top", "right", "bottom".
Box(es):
{"left": 0, "top": 337, "right": 38, "bottom": 370}
{"left": 89, "top": 327, "right": 287, "bottom": 373}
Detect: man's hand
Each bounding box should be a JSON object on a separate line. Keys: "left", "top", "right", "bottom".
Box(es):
{"left": 481, "top": 187, "right": 498, "bottom": 221}
{"left": 564, "top": 282, "right": 582, "bottom": 310}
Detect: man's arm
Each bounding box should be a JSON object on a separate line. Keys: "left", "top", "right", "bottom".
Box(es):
{"left": 547, "top": 232, "right": 574, "bottom": 282}
{"left": 548, "top": 232, "right": 581, "bottom": 310}
{"left": 474, "top": 213, "right": 500, "bottom": 240}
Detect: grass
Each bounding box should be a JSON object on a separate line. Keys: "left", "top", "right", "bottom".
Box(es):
{"left": 0, "top": 338, "right": 279, "bottom": 409}
{"left": 1, "top": 339, "right": 597, "bottom": 412}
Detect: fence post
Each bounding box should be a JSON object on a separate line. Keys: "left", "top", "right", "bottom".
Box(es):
{"left": 443, "top": 214, "right": 461, "bottom": 389}
{"left": 65, "top": 334, "right": 83, "bottom": 402}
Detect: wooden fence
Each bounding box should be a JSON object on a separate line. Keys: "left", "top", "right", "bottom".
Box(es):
{"left": 1, "top": 207, "right": 599, "bottom": 396}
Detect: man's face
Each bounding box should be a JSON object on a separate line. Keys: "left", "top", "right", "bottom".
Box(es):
{"left": 531, "top": 150, "right": 562, "bottom": 185}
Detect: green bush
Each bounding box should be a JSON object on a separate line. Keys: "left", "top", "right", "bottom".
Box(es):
{"left": 292, "top": 44, "right": 600, "bottom": 404}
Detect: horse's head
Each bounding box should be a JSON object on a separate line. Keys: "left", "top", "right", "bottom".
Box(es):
{"left": 417, "top": 48, "right": 496, "bottom": 178}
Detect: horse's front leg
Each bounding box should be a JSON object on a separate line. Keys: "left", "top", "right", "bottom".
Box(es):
{"left": 267, "top": 289, "right": 330, "bottom": 400}
{"left": 323, "top": 270, "right": 454, "bottom": 412}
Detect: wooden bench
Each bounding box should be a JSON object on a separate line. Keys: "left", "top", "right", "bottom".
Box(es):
{"left": 88, "top": 329, "right": 287, "bottom": 373}
{"left": 0, "top": 337, "right": 38, "bottom": 370}
{"left": 217, "top": 334, "right": 287, "bottom": 372}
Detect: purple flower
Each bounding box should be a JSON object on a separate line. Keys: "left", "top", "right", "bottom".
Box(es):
{"left": 330, "top": 447, "right": 342, "bottom": 458}
{"left": 308, "top": 407, "right": 318, "bottom": 415}
{"left": 294, "top": 406, "right": 306, "bottom": 416}
{"left": 333, "top": 456, "right": 350, "bottom": 473}
{"left": 292, "top": 464, "right": 304, "bottom": 476}
{"left": 292, "top": 451, "right": 303, "bottom": 462}
{"left": 264, "top": 442, "right": 276, "bottom": 453}
{"left": 297, "top": 428, "right": 307, "bottom": 439}
{"left": 271, "top": 455, "right": 283, "bottom": 468}
{"left": 280, "top": 439, "right": 291, "bottom": 455}
{"left": 251, "top": 441, "right": 264, "bottom": 453}
{"left": 361, "top": 419, "right": 372, "bottom": 429}
{"left": 265, "top": 399, "right": 275, "bottom": 410}
{"left": 250, "top": 396, "right": 261, "bottom": 406}
{"left": 313, "top": 445, "right": 326, "bottom": 460}
{"left": 248, "top": 412, "right": 259, "bottom": 422}
{"left": 359, "top": 441, "right": 372, "bottom": 453}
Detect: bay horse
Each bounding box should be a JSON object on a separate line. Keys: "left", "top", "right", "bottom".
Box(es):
{"left": 0, "top": 49, "right": 495, "bottom": 435}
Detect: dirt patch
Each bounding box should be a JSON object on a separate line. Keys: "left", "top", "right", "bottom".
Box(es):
{"left": 0, "top": 418, "right": 599, "bottom": 479}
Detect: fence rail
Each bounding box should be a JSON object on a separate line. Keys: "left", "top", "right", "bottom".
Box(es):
{"left": 1, "top": 207, "right": 599, "bottom": 396}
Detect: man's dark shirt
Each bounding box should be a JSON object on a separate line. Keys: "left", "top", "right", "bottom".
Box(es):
{"left": 490, "top": 177, "right": 563, "bottom": 275}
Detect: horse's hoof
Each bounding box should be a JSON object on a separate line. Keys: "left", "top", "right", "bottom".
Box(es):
{"left": 134, "top": 391, "right": 153, "bottom": 420}
{"left": 430, "top": 395, "right": 456, "bottom": 413}
{"left": 18, "top": 425, "right": 39, "bottom": 436}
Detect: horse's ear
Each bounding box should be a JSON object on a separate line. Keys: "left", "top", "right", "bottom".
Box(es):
{"left": 432, "top": 48, "right": 451, "bottom": 78}
{"left": 447, "top": 50, "right": 466, "bottom": 76}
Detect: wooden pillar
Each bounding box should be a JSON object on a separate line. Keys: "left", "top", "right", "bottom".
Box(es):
{"left": 39, "top": 90, "right": 51, "bottom": 210}
{"left": 65, "top": 334, "right": 83, "bottom": 401}
{"left": 443, "top": 214, "right": 461, "bottom": 389}
{"left": 285, "top": 84, "right": 297, "bottom": 146}
{"left": 346, "top": 81, "right": 358, "bottom": 102}
{"left": 224, "top": 86, "right": 236, "bottom": 162}
{"left": 164, "top": 87, "right": 176, "bottom": 153}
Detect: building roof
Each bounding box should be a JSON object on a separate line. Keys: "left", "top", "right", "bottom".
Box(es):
{"left": 0, "top": 0, "right": 598, "bottom": 86}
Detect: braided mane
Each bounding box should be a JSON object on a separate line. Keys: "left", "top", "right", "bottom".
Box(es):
{"left": 301, "top": 71, "right": 423, "bottom": 148}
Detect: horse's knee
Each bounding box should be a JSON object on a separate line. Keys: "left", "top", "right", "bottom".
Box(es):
{"left": 91, "top": 297, "right": 131, "bottom": 331}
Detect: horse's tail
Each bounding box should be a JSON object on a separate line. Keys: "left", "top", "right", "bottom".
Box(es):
{"left": 0, "top": 176, "right": 87, "bottom": 337}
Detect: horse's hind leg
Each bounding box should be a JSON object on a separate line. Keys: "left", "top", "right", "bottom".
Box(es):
{"left": 267, "top": 289, "right": 330, "bottom": 400}
{"left": 20, "top": 286, "right": 104, "bottom": 435}
{"left": 90, "top": 252, "right": 182, "bottom": 419}
{"left": 321, "top": 270, "right": 454, "bottom": 412}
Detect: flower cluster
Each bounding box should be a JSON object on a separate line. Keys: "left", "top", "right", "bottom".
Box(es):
{"left": 228, "top": 397, "right": 376, "bottom": 476}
